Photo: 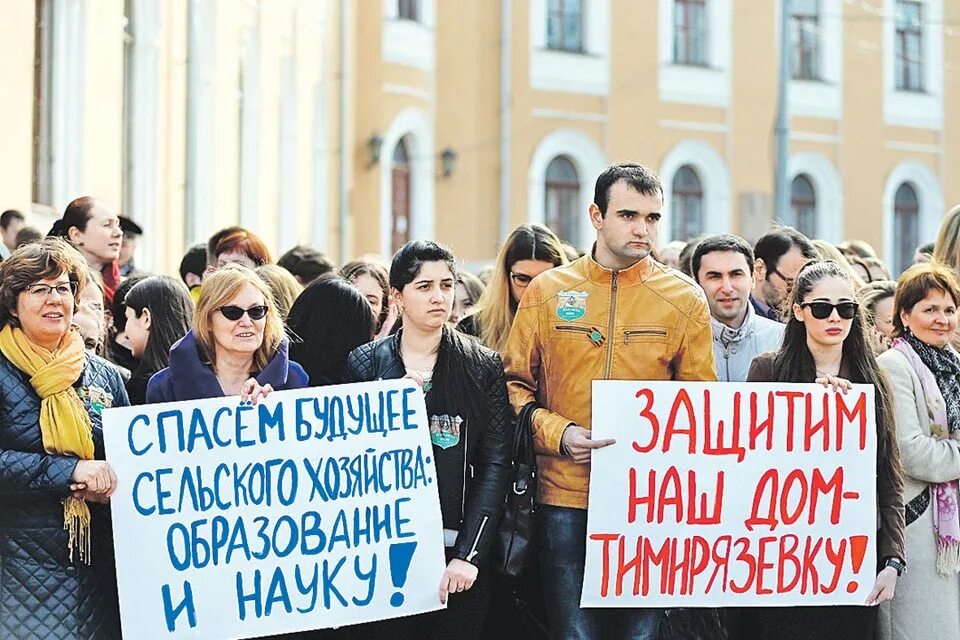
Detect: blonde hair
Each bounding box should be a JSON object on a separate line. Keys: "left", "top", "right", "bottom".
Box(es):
{"left": 475, "top": 224, "right": 567, "bottom": 353}
{"left": 194, "top": 264, "right": 284, "bottom": 372}
{"left": 811, "top": 239, "right": 866, "bottom": 290}
{"left": 933, "top": 204, "right": 960, "bottom": 275}
{"left": 255, "top": 263, "right": 303, "bottom": 319}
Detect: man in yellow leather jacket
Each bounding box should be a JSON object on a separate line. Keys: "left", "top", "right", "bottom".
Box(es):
{"left": 504, "top": 163, "right": 717, "bottom": 639}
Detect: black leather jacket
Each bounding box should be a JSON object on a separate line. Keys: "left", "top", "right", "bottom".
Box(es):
{"left": 344, "top": 329, "right": 512, "bottom": 567}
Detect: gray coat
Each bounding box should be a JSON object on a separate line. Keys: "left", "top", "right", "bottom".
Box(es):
{"left": 877, "top": 347, "right": 960, "bottom": 640}
{"left": 710, "top": 304, "right": 784, "bottom": 382}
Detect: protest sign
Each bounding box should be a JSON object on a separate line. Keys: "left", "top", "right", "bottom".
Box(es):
{"left": 104, "top": 379, "right": 446, "bottom": 639}
{"left": 582, "top": 381, "right": 877, "bottom": 608}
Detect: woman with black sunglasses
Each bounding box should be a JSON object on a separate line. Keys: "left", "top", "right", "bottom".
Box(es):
{"left": 146, "top": 264, "right": 308, "bottom": 404}
{"left": 736, "top": 260, "right": 905, "bottom": 640}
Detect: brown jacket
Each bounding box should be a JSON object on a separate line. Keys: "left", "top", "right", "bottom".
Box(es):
{"left": 503, "top": 253, "right": 717, "bottom": 509}
{"left": 748, "top": 352, "right": 906, "bottom": 562}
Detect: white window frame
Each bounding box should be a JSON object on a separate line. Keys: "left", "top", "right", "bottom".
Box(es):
{"left": 789, "top": 0, "right": 843, "bottom": 119}
{"left": 379, "top": 107, "right": 435, "bottom": 257}
{"left": 659, "top": 140, "right": 731, "bottom": 243}
{"left": 882, "top": 161, "right": 943, "bottom": 269}
{"left": 658, "top": 0, "right": 731, "bottom": 107}
{"left": 382, "top": 0, "right": 435, "bottom": 71}
{"left": 784, "top": 153, "right": 843, "bottom": 243}
{"left": 883, "top": 0, "right": 943, "bottom": 129}
{"left": 529, "top": 0, "right": 610, "bottom": 96}
{"left": 527, "top": 129, "right": 606, "bottom": 251}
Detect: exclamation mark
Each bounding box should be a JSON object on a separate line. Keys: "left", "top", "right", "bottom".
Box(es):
{"left": 846, "top": 535, "right": 868, "bottom": 593}
{"left": 388, "top": 542, "right": 418, "bottom": 607}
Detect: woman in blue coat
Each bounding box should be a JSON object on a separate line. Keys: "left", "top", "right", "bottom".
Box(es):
{"left": 0, "top": 238, "right": 129, "bottom": 640}
{"left": 147, "top": 264, "right": 308, "bottom": 404}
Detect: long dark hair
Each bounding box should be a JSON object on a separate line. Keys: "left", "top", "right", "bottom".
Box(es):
{"left": 124, "top": 276, "right": 193, "bottom": 377}
{"left": 48, "top": 196, "right": 97, "bottom": 238}
{"left": 772, "top": 260, "right": 900, "bottom": 483}
{"left": 390, "top": 240, "right": 486, "bottom": 422}
{"left": 287, "top": 275, "right": 376, "bottom": 386}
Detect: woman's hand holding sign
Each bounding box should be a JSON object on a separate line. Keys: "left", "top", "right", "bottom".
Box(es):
{"left": 865, "top": 566, "right": 898, "bottom": 605}
{"left": 561, "top": 425, "right": 616, "bottom": 464}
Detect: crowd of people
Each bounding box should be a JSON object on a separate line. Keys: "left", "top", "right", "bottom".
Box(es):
{"left": 1, "top": 162, "right": 959, "bottom": 640}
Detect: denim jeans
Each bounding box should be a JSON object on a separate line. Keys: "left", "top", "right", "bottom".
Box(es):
{"left": 538, "top": 505, "right": 662, "bottom": 640}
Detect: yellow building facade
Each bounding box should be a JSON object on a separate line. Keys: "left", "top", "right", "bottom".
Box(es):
{"left": 1, "top": 0, "right": 957, "bottom": 275}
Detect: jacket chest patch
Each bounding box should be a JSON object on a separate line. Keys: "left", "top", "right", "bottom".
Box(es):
{"left": 76, "top": 385, "right": 113, "bottom": 416}
{"left": 429, "top": 414, "right": 463, "bottom": 449}
{"left": 557, "top": 290, "right": 589, "bottom": 322}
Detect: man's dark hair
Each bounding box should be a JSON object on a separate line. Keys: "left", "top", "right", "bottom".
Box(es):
{"left": 692, "top": 234, "right": 756, "bottom": 283}
{"left": 0, "top": 210, "right": 24, "bottom": 230}
{"left": 179, "top": 243, "right": 207, "bottom": 284}
{"left": 593, "top": 163, "right": 663, "bottom": 216}
{"left": 918, "top": 241, "right": 935, "bottom": 256}
{"left": 277, "top": 245, "right": 335, "bottom": 284}
{"left": 753, "top": 226, "right": 819, "bottom": 274}
{"left": 205, "top": 226, "right": 246, "bottom": 266}
{"left": 13, "top": 227, "right": 42, "bottom": 247}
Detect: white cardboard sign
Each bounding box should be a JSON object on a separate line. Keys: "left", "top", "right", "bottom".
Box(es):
{"left": 104, "top": 380, "right": 446, "bottom": 639}
{"left": 583, "top": 381, "right": 877, "bottom": 608}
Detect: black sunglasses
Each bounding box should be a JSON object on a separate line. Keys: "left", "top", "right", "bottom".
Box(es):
{"left": 800, "top": 301, "right": 859, "bottom": 320}
{"left": 217, "top": 305, "right": 269, "bottom": 321}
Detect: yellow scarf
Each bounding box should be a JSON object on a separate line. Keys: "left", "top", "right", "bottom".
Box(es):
{"left": 0, "top": 325, "right": 94, "bottom": 563}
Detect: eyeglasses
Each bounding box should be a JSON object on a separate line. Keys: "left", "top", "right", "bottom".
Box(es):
{"left": 800, "top": 301, "right": 859, "bottom": 320}
{"left": 510, "top": 272, "right": 534, "bottom": 288}
{"left": 217, "top": 305, "right": 269, "bottom": 321}
{"left": 24, "top": 282, "right": 77, "bottom": 298}
{"left": 769, "top": 267, "right": 795, "bottom": 289}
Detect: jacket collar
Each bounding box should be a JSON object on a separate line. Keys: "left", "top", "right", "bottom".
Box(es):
{"left": 711, "top": 303, "right": 755, "bottom": 347}
{"left": 580, "top": 246, "right": 655, "bottom": 287}
{"left": 165, "top": 330, "right": 293, "bottom": 400}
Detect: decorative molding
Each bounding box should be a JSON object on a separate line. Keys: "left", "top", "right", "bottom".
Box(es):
{"left": 885, "top": 140, "right": 942, "bottom": 155}
{"left": 658, "top": 0, "right": 732, "bottom": 107}
{"left": 659, "top": 140, "right": 732, "bottom": 242}
{"left": 786, "top": 153, "right": 844, "bottom": 243}
{"left": 379, "top": 107, "right": 435, "bottom": 256}
{"left": 658, "top": 119, "right": 728, "bottom": 134}
{"left": 882, "top": 0, "right": 943, "bottom": 130}
{"left": 882, "top": 161, "right": 943, "bottom": 270}
{"left": 532, "top": 108, "right": 607, "bottom": 123}
{"left": 382, "top": 84, "right": 432, "bottom": 102}
{"left": 381, "top": 0, "right": 435, "bottom": 71}
{"left": 789, "top": 0, "right": 843, "bottom": 119}
{"left": 527, "top": 129, "right": 607, "bottom": 250}
{"left": 529, "top": 0, "right": 610, "bottom": 95}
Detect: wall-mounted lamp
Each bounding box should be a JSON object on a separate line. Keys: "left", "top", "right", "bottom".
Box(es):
{"left": 367, "top": 134, "right": 384, "bottom": 168}
{"left": 440, "top": 147, "right": 458, "bottom": 178}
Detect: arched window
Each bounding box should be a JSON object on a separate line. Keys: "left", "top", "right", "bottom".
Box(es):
{"left": 894, "top": 182, "right": 919, "bottom": 274}
{"left": 670, "top": 165, "right": 703, "bottom": 241}
{"left": 790, "top": 174, "right": 817, "bottom": 239}
{"left": 544, "top": 156, "right": 580, "bottom": 247}
{"left": 391, "top": 137, "right": 412, "bottom": 253}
